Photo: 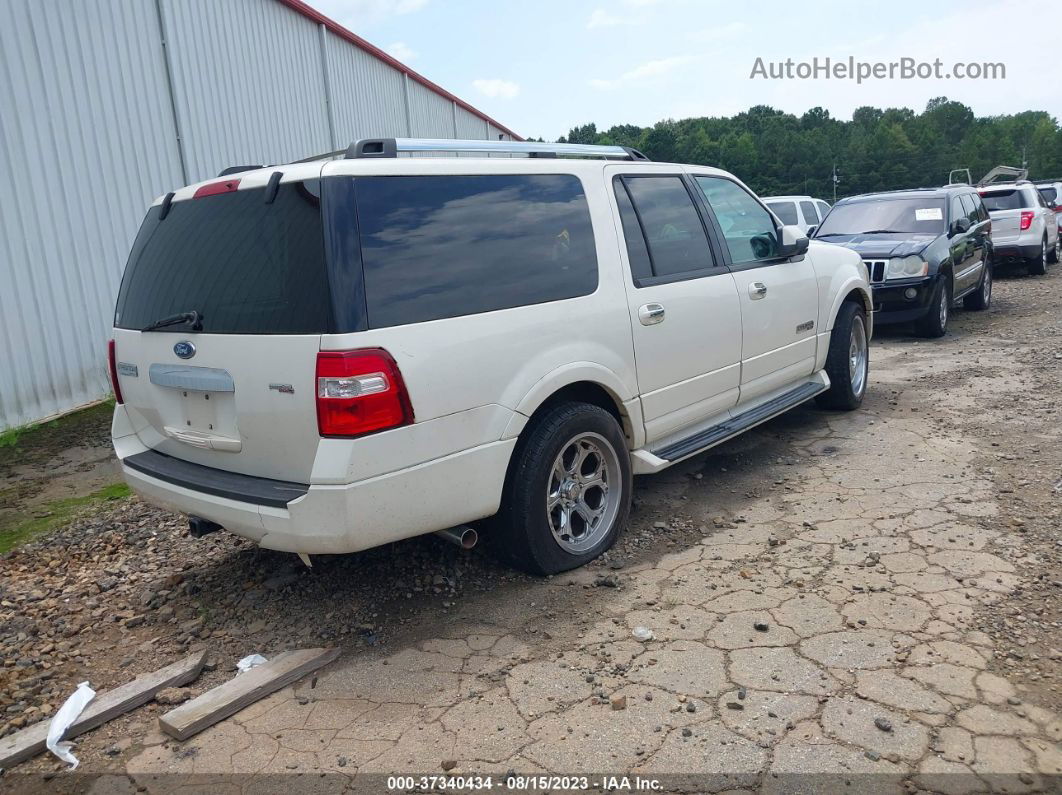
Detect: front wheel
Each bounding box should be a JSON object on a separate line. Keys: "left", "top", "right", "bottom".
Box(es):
{"left": 1028, "top": 238, "right": 1048, "bottom": 276}
{"left": 963, "top": 260, "right": 992, "bottom": 310}
{"left": 492, "top": 402, "right": 632, "bottom": 575}
{"left": 816, "top": 301, "right": 868, "bottom": 411}
{"left": 915, "top": 276, "right": 951, "bottom": 338}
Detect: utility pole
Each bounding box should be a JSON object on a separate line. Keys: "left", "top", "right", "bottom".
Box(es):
{"left": 832, "top": 162, "right": 840, "bottom": 203}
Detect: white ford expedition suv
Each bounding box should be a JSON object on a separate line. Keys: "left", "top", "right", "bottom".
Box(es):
{"left": 109, "top": 138, "right": 872, "bottom": 575}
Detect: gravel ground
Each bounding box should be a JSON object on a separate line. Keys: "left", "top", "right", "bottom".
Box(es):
{"left": 0, "top": 265, "right": 1059, "bottom": 789}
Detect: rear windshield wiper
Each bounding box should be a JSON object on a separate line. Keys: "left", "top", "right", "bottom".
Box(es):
{"left": 141, "top": 310, "right": 203, "bottom": 332}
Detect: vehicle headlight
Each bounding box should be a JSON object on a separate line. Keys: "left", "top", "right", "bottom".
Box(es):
{"left": 885, "top": 256, "right": 929, "bottom": 280}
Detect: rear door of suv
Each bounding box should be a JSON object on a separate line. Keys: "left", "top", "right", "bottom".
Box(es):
{"left": 607, "top": 166, "right": 742, "bottom": 442}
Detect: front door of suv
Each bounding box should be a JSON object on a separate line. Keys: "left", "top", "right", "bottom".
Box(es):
{"left": 608, "top": 170, "right": 742, "bottom": 444}
{"left": 692, "top": 175, "right": 819, "bottom": 402}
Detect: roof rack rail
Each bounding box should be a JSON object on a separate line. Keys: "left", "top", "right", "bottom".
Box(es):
{"left": 342, "top": 137, "right": 651, "bottom": 161}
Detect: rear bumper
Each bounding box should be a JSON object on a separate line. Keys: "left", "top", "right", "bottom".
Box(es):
{"left": 993, "top": 241, "right": 1041, "bottom": 261}
{"left": 869, "top": 275, "right": 938, "bottom": 325}
{"left": 119, "top": 440, "right": 517, "bottom": 555}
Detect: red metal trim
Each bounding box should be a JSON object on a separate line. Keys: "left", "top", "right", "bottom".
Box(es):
{"left": 274, "top": 0, "right": 522, "bottom": 141}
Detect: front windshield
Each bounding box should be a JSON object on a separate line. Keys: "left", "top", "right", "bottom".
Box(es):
{"left": 815, "top": 197, "right": 946, "bottom": 237}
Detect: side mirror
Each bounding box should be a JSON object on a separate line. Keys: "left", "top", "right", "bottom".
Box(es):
{"left": 951, "top": 217, "right": 970, "bottom": 236}
{"left": 779, "top": 224, "right": 810, "bottom": 258}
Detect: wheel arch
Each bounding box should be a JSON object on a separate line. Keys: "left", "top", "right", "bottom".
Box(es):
{"left": 502, "top": 364, "right": 642, "bottom": 450}
{"left": 826, "top": 279, "right": 873, "bottom": 337}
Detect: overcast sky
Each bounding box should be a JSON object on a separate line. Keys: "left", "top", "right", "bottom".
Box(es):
{"left": 308, "top": 0, "right": 1061, "bottom": 140}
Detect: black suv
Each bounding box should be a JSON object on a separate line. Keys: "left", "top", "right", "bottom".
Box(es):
{"left": 814, "top": 185, "right": 993, "bottom": 337}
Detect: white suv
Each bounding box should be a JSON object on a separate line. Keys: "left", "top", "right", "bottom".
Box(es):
{"left": 109, "top": 138, "right": 872, "bottom": 575}
{"left": 762, "top": 195, "right": 832, "bottom": 235}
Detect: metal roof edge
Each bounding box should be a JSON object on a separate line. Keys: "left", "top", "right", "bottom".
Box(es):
{"left": 274, "top": 0, "right": 523, "bottom": 141}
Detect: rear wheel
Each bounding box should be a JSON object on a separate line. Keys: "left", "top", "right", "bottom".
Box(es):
{"left": 1028, "top": 238, "right": 1048, "bottom": 276}
{"left": 816, "top": 301, "right": 868, "bottom": 411}
{"left": 492, "top": 402, "right": 631, "bottom": 575}
{"left": 915, "top": 276, "right": 951, "bottom": 338}
{"left": 1049, "top": 236, "right": 1060, "bottom": 264}
{"left": 963, "top": 260, "right": 992, "bottom": 310}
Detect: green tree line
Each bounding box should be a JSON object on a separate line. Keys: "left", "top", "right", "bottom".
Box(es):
{"left": 550, "top": 98, "right": 1062, "bottom": 200}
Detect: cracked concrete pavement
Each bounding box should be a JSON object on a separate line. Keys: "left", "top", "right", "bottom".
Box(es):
{"left": 108, "top": 271, "right": 1062, "bottom": 793}
{"left": 6, "top": 271, "right": 1061, "bottom": 793}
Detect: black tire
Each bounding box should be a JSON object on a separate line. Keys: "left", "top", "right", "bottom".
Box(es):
{"left": 915, "top": 276, "right": 951, "bottom": 338}
{"left": 1028, "top": 238, "right": 1048, "bottom": 276}
{"left": 816, "top": 301, "right": 868, "bottom": 411}
{"left": 491, "top": 402, "right": 632, "bottom": 575}
{"left": 1049, "top": 236, "right": 1060, "bottom": 264}
{"left": 963, "top": 259, "right": 992, "bottom": 310}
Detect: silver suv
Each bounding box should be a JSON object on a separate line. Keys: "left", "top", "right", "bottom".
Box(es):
{"left": 979, "top": 182, "right": 1060, "bottom": 275}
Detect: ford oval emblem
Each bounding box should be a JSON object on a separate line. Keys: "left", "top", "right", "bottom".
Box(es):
{"left": 173, "top": 341, "right": 196, "bottom": 359}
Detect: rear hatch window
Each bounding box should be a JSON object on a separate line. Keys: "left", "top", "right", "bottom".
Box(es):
{"left": 980, "top": 189, "right": 1031, "bottom": 212}
{"left": 116, "top": 181, "right": 332, "bottom": 334}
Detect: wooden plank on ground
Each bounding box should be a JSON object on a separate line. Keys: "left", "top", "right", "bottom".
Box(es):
{"left": 158, "top": 647, "right": 339, "bottom": 741}
{"left": 0, "top": 649, "right": 207, "bottom": 770}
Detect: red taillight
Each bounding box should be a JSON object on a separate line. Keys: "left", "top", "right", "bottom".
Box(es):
{"left": 193, "top": 179, "right": 240, "bottom": 198}
{"left": 1019, "top": 210, "right": 1034, "bottom": 231}
{"left": 315, "top": 349, "right": 413, "bottom": 437}
{"left": 108, "top": 339, "right": 124, "bottom": 404}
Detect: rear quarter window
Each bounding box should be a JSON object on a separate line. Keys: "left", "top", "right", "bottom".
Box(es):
{"left": 355, "top": 174, "right": 598, "bottom": 328}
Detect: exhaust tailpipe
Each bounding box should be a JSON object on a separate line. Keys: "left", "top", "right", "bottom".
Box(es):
{"left": 434, "top": 526, "right": 478, "bottom": 550}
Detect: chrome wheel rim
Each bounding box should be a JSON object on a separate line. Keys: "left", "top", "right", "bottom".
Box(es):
{"left": 938, "top": 286, "right": 949, "bottom": 329}
{"left": 547, "top": 432, "right": 621, "bottom": 554}
{"left": 1043, "top": 242, "right": 1048, "bottom": 268}
{"left": 982, "top": 267, "right": 992, "bottom": 305}
{"left": 848, "top": 315, "right": 868, "bottom": 397}
{"left": 1055, "top": 239, "right": 1060, "bottom": 263}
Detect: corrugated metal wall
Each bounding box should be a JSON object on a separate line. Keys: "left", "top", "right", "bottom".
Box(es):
{"left": 0, "top": 0, "right": 516, "bottom": 430}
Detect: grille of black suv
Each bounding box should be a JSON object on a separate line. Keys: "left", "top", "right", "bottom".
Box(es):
{"left": 863, "top": 259, "right": 887, "bottom": 283}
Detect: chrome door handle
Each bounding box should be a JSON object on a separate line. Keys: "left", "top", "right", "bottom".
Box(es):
{"left": 638, "top": 303, "right": 665, "bottom": 325}
{"left": 749, "top": 282, "right": 768, "bottom": 299}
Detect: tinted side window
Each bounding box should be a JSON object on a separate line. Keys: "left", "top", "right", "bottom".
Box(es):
{"left": 695, "top": 177, "right": 780, "bottom": 263}
{"left": 816, "top": 200, "right": 831, "bottom": 219}
{"left": 621, "top": 176, "right": 716, "bottom": 278}
{"left": 949, "top": 196, "right": 966, "bottom": 226}
{"left": 958, "top": 193, "right": 978, "bottom": 224}
{"left": 766, "top": 201, "right": 799, "bottom": 225}
{"left": 1039, "top": 186, "right": 1057, "bottom": 203}
{"left": 613, "top": 179, "right": 653, "bottom": 283}
{"left": 799, "top": 200, "right": 819, "bottom": 225}
{"left": 356, "top": 175, "right": 598, "bottom": 328}
{"left": 970, "top": 193, "right": 989, "bottom": 222}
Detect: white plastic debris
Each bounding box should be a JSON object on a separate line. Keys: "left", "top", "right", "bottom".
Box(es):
{"left": 236, "top": 654, "right": 268, "bottom": 674}
{"left": 632, "top": 626, "right": 654, "bottom": 641}
{"left": 46, "top": 681, "right": 95, "bottom": 769}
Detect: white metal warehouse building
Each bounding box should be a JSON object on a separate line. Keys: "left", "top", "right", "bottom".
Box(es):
{"left": 0, "top": 0, "right": 519, "bottom": 431}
